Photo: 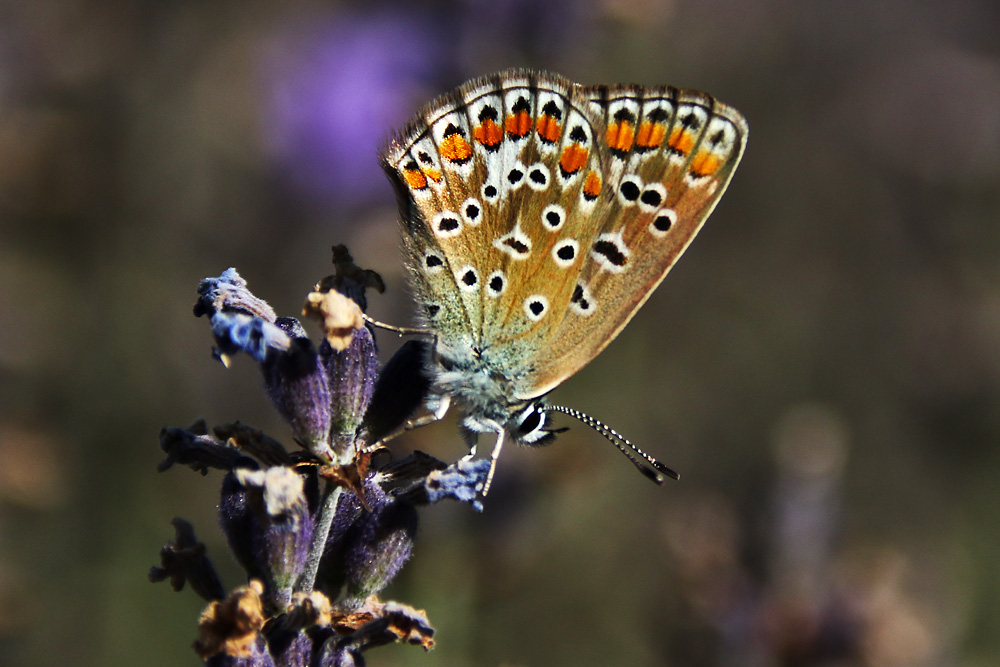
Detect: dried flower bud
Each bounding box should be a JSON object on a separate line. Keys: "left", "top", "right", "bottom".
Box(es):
{"left": 195, "top": 268, "right": 277, "bottom": 322}
{"left": 424, "top": 457, "right": 492, "bottom": 513}
{"left": 195, "top": 269, "right": 290, "bottom": 366}
{"left": 265, "top": 591, "right": 334, "bottom": 667}
{"left": 304, "top": 290, "right": 365, "bottom": 352}
{"left": 149, "top": 518, "right": 226, "bottom": 602}
{"left": 194, "top": 580, "right": 270, "bottom": 662}
{"left": 210, "top": 312, "right": 291, "bottom": 365}
{"left": 317, "top": 601, "right": 434, "bottom": 666}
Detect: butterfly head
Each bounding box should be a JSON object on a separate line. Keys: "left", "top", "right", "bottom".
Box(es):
{"left": 432, "top": 349, "right": 564, "bottom": 446}
{"left": 506, "top": 400, "right": 568, "bottom": 446}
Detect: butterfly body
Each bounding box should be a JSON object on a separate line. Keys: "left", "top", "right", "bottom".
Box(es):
{"left": 380, "top": 70, "right": 747, "bottom": 485}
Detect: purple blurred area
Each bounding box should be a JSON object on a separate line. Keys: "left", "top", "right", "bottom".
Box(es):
{"left": 262, "top": 9, "right": 446, "bottom": 208}
{"left": 1, "top": 1, "right": 999, "bottom": 666}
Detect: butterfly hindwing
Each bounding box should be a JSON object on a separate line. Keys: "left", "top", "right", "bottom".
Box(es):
{"left": 522, "top": 85, "right": 748, "bottom": 398}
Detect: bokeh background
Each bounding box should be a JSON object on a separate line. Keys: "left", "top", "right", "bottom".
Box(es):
{"left": 2, "top": 1, "right": 999, "bottom": 665}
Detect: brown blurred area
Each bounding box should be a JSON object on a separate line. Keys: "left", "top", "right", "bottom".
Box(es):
{"left": 2, "top": 1, "right": 999, "bottom": 665}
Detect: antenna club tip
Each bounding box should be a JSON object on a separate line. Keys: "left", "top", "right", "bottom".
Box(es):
{"left": 656, "top": 465, "right": 681, "bottom": 481}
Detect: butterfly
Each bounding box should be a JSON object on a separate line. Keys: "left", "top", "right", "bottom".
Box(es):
{"left": 376, "top": 69, "right": 747, "bottom": 494}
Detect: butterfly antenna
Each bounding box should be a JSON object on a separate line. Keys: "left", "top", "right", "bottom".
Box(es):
{"left": 543, "top": 405, "right": 680, "bottom": 484}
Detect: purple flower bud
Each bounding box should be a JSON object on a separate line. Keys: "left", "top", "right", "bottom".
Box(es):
{"left": 234, "top": 467, "right": 315, "bottom": 610}
{"left": 203, "top": 638, "right": 275, "bottom": 667}
{"left": 264, "top": 632, "right": 311, "bottom": 667}
{"left": 316, "top": 480, "right": 417, "bottom": 610}
{"left": 262, "top": 318, "right": 334, "bottom": 462}
{"left": 321, "top": 325, "right": 378, "bottom": 457}
{"left": 341, "top": 497, "right": 417, "bottom": 608}
{"left": 219, "top": 467, "right": 264, "bottom": 583}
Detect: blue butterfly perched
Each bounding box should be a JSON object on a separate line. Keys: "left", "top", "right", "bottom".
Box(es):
{"left": 377, "top": 69, "right": 747, "bottom": 494}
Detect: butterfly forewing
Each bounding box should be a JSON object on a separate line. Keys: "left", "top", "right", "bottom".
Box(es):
{"left": 383, "top": 72, "right": 597, "bottom": 368}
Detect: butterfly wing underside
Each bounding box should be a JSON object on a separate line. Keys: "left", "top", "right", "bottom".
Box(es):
{"left": 526, "top": 84, "right": 748, "bottom": 397}
{"left": 381, "top": 70, "right": 747, "bottom": 401}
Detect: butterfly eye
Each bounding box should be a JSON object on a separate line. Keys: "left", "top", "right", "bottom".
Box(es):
{"left": 515, "top": 405, "right": 542, "bottom": 438}
{"left": 511, "top": 402, "right": 555, "bottom": 445}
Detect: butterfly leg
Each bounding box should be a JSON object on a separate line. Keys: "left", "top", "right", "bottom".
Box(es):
{"left": 360, "top": 312, "right": 432, "bottom": 338}
{"left": 360, "top": 395, "right": 451, "bottom": 453}
{"left": 478, "top": 428, "right": 507, "bottom": 497}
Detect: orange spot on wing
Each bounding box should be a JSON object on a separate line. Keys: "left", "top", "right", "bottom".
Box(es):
{"left": 583, "top": 170, "right": 601, "bottom": 200}
{"left": 536, "top": 114, "right": 562, "bottom": 143}
{"left": 606, "top": 121, "right": 634, "bottom": 152}
{"left": 667, "top": 128, "right": 695, "bottom": 155}
{"left": 559, "top": 144, "right": 588, "bottom": 175}
{"left": 423, "top": 168, "right": 442, "bottom": 183}
{"left": 403, "top": 168, "right": 428, "bottom": 190}
{"left": 505, "top": 111, "right": 532, "bottom": 137}
{"left": 439, "top": 134, "right": 473, "bottom": 163}
{"left": 473, "top": 119, "right": 504, "bottom": 147}
{"left": 636, "top": 121, "right": 665, "bottom": 148}
{"left": 689, "top": 152, "right": 721, "bottom": 177}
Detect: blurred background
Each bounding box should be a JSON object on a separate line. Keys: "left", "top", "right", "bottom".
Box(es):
{"left": 2, "top": 1, "right": 999, "bottom": 665}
